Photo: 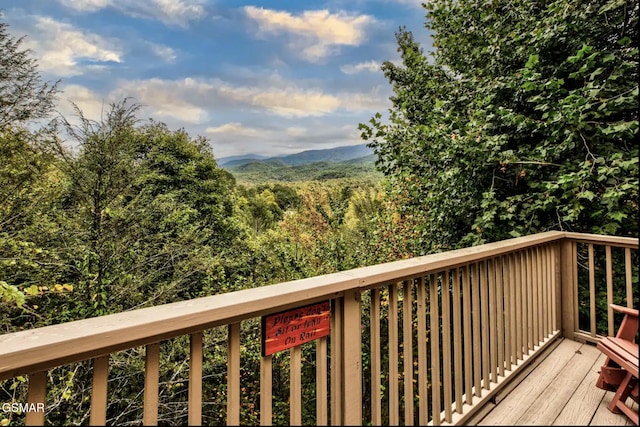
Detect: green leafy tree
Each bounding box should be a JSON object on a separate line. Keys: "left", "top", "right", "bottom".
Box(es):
{"left": 0, "top": 15, "right": 63, "bottom": 318}
{"left": 0, "top": 126, "right": 67, "bottom": 324}
{"left": 0, "top": 15, "right": 58, "bottom": 129}
{"left": 361, "top": 0, "right": 638, "bottom": 253}
{"left": 48, "top": 100, "right": 242, "bottom": 318}
{"left": 121, "top": 120, "right": 241, "bottom": 300}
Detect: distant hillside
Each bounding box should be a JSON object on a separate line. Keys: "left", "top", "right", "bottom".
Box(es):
{"left": 217, "top": 153, "right": 268, "bottom": 165}
{"left": 343, "top": 153, "right": 376, "bottom": 165}
{"left": 227, "top": 154, "right": 381, "bottom": 184}
{"left": 218, "top": 143, "right": 373, "bottom": 168}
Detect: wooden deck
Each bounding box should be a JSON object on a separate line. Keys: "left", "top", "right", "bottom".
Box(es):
{"left": 470, "top": 338, "right": 639, "bottom": 426}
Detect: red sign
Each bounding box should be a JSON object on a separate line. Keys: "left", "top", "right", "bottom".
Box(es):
{"left": 262, "top": 301, "right": 331, "bottom": 356}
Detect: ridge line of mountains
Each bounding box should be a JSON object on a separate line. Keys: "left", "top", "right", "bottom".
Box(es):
{"left": 217, "top": 143, "right": 374, "bottom": 169}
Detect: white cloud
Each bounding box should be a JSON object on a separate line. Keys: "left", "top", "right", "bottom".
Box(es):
{"left": 390, "top": 0, "right": 427, "bottom": 7}
{"left": 137, "top": 0, "right": 206, "bottom": 27}
{"left": 23, "top": 16, "right": 121, "bottom": 77}
{"left": 286, "top": 127, "right": 307, "bottom": 137}
{"left": 206, "top": 121, "right": 362, "bottom": 158}
{"left": 149, "top": 42, "right": 177, "bottom": 63}
{"left": 338, "top": 87, "right": 389, "bottom": 112}
{"left": 340, "top": 60, "right": 380, "bottom": 74}
{"left": 52, "top": 75, "right": 389, "bottom": 157}
{"left": 114, "top": 78, "right": 208, "bottom": 124}
{"left": 55, "top": 0, "right": 206, "bottom": 27}
{"left": 205, "top": 122, "right": 261, "bottom": 137}
{"left": 241, "top": 87, "right": 341, "bottom": 117}
{"left": 114, "top": 76, "right": 339, "bottom": 119}
{"left": 244, "top": 7, "right": 375, "bottom": 62}
{"left": 57, "top": 0, "right": 111, "bottom": 12}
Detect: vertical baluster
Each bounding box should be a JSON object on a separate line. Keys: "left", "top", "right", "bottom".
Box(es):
{"left": 480, "top": 261, "right": 489, "bottom": 389}
{"left": 403, "top": 280, "right": 414, "bottom": 424}
{"left": 538, "top": 247, "right": 545, "bottom": 342}
{"left": 442, "top": 271, "right": 452, "bottom": 422}
{"left": 227, "top": 323, "right": 240, "bottom": 426}
{"left": 91, "top": 355, "right": 109, "bottom": 426}
{"left": 26, "top": 371, "right": 46, "bottom": 426}
{"left": 471, "top": 264, "right": 481, "bottom": 397}
{"left": 330, "top": 298, "right": 342, "bottom": 426}
{"left": 547, "top": 245, "right": 553, "bottom": 337}
{"left": 488, "top": 258, "right": 497, "bottom": 384}
{"left": 417, "top": 277, "right": 429, "bottom": 424}
{"left": 526, "top": 249, "right": 533, "bottom": 353}
{"left": 290, "top": 346, "right": 302, "bottom": 426}
{"left": 515, "top": 252, "right": 523, "bottom": 361}
{"left": 144, "top": 343, "right": 160, "bottom": 426}
{"left": 533, "top": 247, "right": 540, "bottom": 345}
{"left": 588, "top": 244, "right": 596, "bottom": 337}
{"left": 508, "top": 254, "right": 516, "bottom": 369}
{"left": 189, "top": 333, "right": 203, "bottom": 426}
{"left": 452, "top": 268, "right": 463, "bottom": 414}
{"left": 540, "top": 247, "right": 546, "bottom": 340}
{"left": 389, "top": 283, "right": 399, "bottom": 426}
{"left": 522, "top": 250, "right": 529, "bottom": 354}
{"left": 430, "top": 274, "right": 441, "bottom": 425}
{"left": 496, "top": 257, "right": 504, "bottom": 378}
{"left": 462, "top": 265, "right": 473, "bottom": 405}
{"left": 625, "top": 248, "right": 633, "bottom": 308}
{"left": 260, "top": 355, "right": 272, "bottom": 426}
{"left": 547, "top": 245, "right": 553, "bottom": 336}
{"left": 547, "top": 245, "right": 556, "bottom": 335}
{"left": 371, "top": 289, "right": 382, "bottom": 426}
{"left": 606, "top": 245, "right": 614, "bottom": 335}
{"left": 541, "top": 246, "right": 548, "bottom": 339}
{"left": 316, "top": 337, "right": 328, "bottom": 426}
{"left": 572, "top": 242, "right": 579, "bottom": 335}
{"left": 552, "top": 243, "right": 560, "bottom": 334}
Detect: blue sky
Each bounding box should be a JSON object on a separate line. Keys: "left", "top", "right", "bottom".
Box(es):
{"left": 2, "top": 0, "right": 431, "bottom": 159}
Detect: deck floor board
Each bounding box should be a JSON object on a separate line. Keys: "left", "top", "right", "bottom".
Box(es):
{"left": 474, "top": 339, "right": 638, "bottom": 426}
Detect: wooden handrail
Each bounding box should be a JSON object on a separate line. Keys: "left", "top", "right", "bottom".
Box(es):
{"left": 563, "top": 232, "right": 639, "bottom": 247}
{"left": 1, "top": 231, "right": 637, "bottom": 426}
{"left": 1, "top": 231, "right": 637, "bottom": 380}
{"left": 0, "top": 272, "right": 358, "bottom": 380}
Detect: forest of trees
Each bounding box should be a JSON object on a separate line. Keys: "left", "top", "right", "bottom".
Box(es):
{"left": 361, "top": 0, "right": 638, "bottom": 253}
{"left": 1, "top": 0, "right": 638, "bottom": 424}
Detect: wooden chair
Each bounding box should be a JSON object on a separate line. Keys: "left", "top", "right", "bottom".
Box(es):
{"left": 595, "top": 304, "right": 639, "bottom": 425}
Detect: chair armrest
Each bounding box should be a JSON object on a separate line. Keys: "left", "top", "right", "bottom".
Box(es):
{"left": 610, "top": 304, "right": 639, "bottom": 319}
{"left": 610, "top": 304, "right": 639, "bottom": 342}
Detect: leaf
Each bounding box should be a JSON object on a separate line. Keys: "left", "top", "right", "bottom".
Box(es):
{"left": 0, "top": 281, "right": 26, "bottom": 307}
{"left": 610, "top": 211, "right": 627, "bottom": 222}
{"left": 24, "top": 284, "right": 40, "bottom": 296}
{"left": 578, "top": 190, "right": 596, "bottom": 201}
{"left": 525, "top": 54, "right": 539, "bottom": 68}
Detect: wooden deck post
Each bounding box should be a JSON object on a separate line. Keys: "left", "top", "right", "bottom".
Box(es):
{"left": 559, "top": 239, "right": 577, "bottom": 340}
{"left": 341, "top": 290, "right": 362, "bottom": 425}
{"left": 90, "top": 355, "right": 109, "bottom": 426}
{"left": 26, "top": 371, "right": 46, "bottom": 426}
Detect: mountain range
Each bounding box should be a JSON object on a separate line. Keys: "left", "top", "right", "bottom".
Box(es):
{"left": 217, "top": 143, "right": 374, "bottom": 168}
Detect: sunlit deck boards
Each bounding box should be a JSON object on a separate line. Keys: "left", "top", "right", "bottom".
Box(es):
{"left": 473, "top": 338, "right": 638, "bottom": 426}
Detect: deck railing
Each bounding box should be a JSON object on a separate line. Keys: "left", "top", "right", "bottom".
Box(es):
{"left": 0, "top": 231, "right": 637, "bottom": 425}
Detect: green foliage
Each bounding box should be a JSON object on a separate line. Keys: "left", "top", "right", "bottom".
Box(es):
{"left": 361, "top": 0, "right": 639, "bottom": 253}
{"left": 0, "top": 15, "right": 58, "bottom": 129}
{"left": 228, "top": 158, "right": 382, "bottom": 184}
{"left": 45, "top": 100, "right": 243, "bottom": 318}
{"left": 0, "top": 281, "right": 24, "bottom": 307}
